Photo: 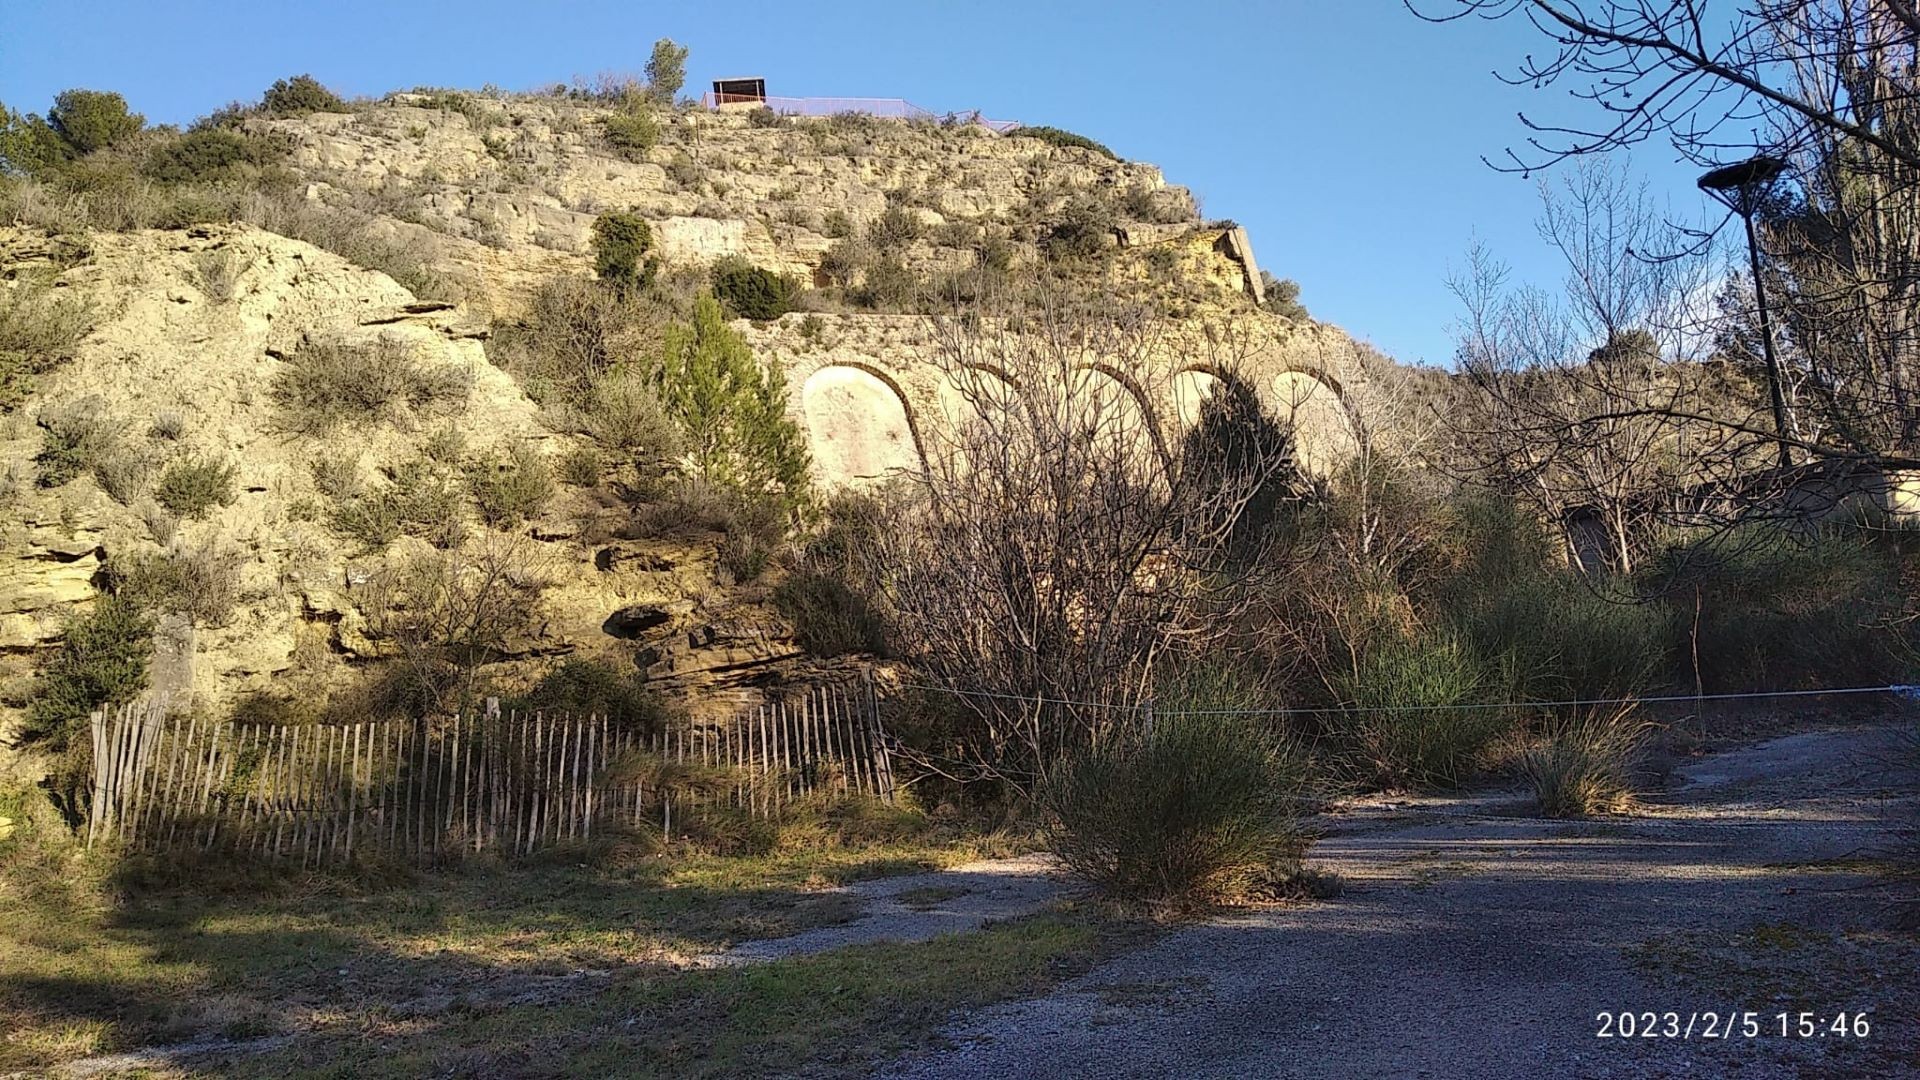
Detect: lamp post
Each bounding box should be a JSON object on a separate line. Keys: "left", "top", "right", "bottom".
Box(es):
{"left": 1698, "top": 156, "right": 1794, "bottom": 470}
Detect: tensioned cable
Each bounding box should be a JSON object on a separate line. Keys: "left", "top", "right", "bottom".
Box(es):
{"left": 891, "top": 680, "right": 1920, "bottom": 717}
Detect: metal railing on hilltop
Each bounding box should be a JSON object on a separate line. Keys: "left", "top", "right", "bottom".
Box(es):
{"left": 701, "top": 92, "right": 1021, "bottom": 133}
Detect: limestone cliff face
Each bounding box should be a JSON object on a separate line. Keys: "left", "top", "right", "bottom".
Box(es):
{"left": 0, "top": 90, "right": 1388, "bottom": 761}
{"left": 0, "top": 226, "right": 796, "bottom": 748}
{"left": 262, "top": 95, "right": 1204, "bottom": 314}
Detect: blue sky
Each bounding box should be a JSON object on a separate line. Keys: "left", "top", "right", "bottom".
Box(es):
{"left": 0, "top": 1, "right": 1721, "bottom": 366}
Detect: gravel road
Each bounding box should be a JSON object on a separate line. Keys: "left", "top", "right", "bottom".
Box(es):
{"left": 876, "top": 720, "right": 1919, "bottom": 1080}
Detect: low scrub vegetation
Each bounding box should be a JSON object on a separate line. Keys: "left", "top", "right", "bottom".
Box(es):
{"left": 710, "top": 255, "right": 796, "bottom": 320}
{"left": 270, "top": 337, "right": 471, "bottom": 435}
{"left": 1007, "top": 124, "right": 1119, "bottom": 161}
{"left": 19, "top": 594, "right": 152, "bottom": 821}
{"left": 151, "top": 454, "right": 237, "bottom": 519}
{"left": 261, "top": 73, "right": 347, "bottom": 115}
{"left": 0, "top": 279, "right": 94, "bottom": 409}
{"left": 465, "top": 440, "right": 554, "bottom": 527}
{"left": 1047, "top": 706, "right": 1307, "bottom": 912}
{"left": 591, "top": 209, "right": 656, "bottom": 291}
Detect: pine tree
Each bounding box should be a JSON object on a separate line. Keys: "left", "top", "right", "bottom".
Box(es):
{"left": 658, "top": 295, "right": 810, "bottom": 511}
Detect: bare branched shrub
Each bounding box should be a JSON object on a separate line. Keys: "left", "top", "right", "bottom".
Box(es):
{"left": 271, "top": 337, "right": 471, "bottom": 435}
{"left": 354, "top": 536, "right": 550, "bottom": 716}
{"left": 879, "top": 297, "right": 1300, "bottom": 790}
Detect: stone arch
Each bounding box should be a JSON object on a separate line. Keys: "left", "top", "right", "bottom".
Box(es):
{"left": 1170, "top": 365, "right": 1226, "bottom": 428}
{"left": 1269, "top": 368, "right": 1360, "bottom": 474}
{"left": 801, "top": 363, "right": 925, "bottom": 486}
{"left": 935, "top": 363, "right": 1020, "bottom": 436}
{"left": 1075, "top": 363, "right": 1171, "bottom": 463}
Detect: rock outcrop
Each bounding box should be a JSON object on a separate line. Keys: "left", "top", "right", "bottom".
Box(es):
{"left": 0, "top": 89, "right": 1396, "bottom": 764}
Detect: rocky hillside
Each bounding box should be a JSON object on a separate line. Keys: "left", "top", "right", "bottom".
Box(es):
{"left": 0, "top": 85, "right": 1367, "bottom": 769}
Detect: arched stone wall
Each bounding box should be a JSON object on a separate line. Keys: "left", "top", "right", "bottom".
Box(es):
{"left": 1270, "top": 369, "right": 1359, "bottom": 473}
{"left": 1170, "top": 367, "right": 1224, "bottom": 428}
{"left": 800, "top": 364, "right": 924, "bottom": 486}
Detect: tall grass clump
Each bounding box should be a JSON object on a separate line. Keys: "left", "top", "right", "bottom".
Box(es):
{"left": 1643, "top": 524, "right": 1915, "bottom": 692}
{"left": 1046, "top": 699, "right": 1307, "bottom": 913}
{"left": 1336, "top": 633, "right": 1498, "bottom": 789}
{"left": 1521, "top": 711, "right": 1648, "bottom": 817}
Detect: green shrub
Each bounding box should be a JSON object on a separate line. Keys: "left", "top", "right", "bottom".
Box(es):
{"left": 591, "top": 210, "right": 656, "bottom": 290}
{"left": 1260, "top": 272, "right": 1309, "bottom": 321}
{"left": 1522, "top": 712, "right": 1646, "bottom": 817}
{"left": 558, "top": 445, "right": 603, "bottom": 486}
{"left": 22, "top": 595, "right": 152, "bottom": 752}
{"left": 47, "top": 89, "right": 144, "bottom": 154}
{"left": 0, "top": 280, "right": 94, "bottom": 409}
{"left": 851, "top": 257, "right": 921, "bottom": 310}
{"left": 710, "top": 255, "right": 797, "bottom": 320}
{"left": 866, "top": 204, "right": 922, "bottom": 253}
{"left": 1039, "top": 195, "right": 1118, "bottom": 261}
{"left": 1176, "top": 372, "right": 1301, "bottom": 561}
{"left": 328, "top": 456, "right": 466, "bottom": 552}
{"left": 659, "top": 294, "right": 811, "bottom": 512}
{"left": 153, "top": 455, "right": 237, "bottom": 519}
{"left": 519, "top": 657, "right": 671, "bottom": 733}
{"left": 30, "top": 399, "right": 127, "bottom": 492}
{"left": 1337, "top": 633, "right": 1500, "bottom": 788}
{"left": 1436, "top": 497, "right": 1667, "bottom": 710}
{"left": 745, "top": 106, "right": 784, "bottom": 129}
{"left": 1643, "top": 525, "right": 1912, "bottom": 692}
{"left": 1046, "top": 709, "right": 1306, "bottom": 912}
{"left": 114, "top": 539, "right": 242, "bottom": 627}
{"left": 0, "top": 108, "right": 73, "bottom": 176}
{"left": 466, "top": 441, "right": 554, "bottom": 527}
{"left": 773, "top": 569, "right": 887, "bottom": 657}
{"left": 142, "top": 127, "right": 285, "bottom": 184}
{"left": 270, "top": 337, "right": 472, "bottom": 434}
{"left": 602, "top": 96, "right": 660, "bottom": 155}
{"left": 822, "top": 209, "right": 853, "bottom": 238}
{"left": 262, "top": 74, "right": 346, "bottom": 115}
{"left": 1007, "top": 125, "right": 1117, "bottom": 161}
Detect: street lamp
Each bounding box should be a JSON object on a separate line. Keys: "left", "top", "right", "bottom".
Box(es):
{"left": 1698, "top": 155, "right": 1794, "bottom": 470}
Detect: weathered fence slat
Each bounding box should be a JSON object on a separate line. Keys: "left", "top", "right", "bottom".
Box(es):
{"left": 86, "top": 680, "right": 897, "bottom": 866}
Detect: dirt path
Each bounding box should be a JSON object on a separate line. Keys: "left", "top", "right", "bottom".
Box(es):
{"left": 697, "top": 854, "right": 1067, "bottom": 967}
{"left": 877, "top": 720, "right": 1919, "bottom": 1080}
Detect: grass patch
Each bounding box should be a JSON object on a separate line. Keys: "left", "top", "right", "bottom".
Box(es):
{"left": 0, "top": 829, "right": 1036, "bottom": 1073}
{"left": 895, "top": 885, "right": 970, "bottom": 910}
{"left": 214, "top": 906, "right": 1145, "bottom": 1079}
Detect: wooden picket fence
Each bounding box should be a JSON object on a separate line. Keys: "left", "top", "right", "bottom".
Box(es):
{"left": 87, "top": 683, "right": 896, "bottom": 865}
